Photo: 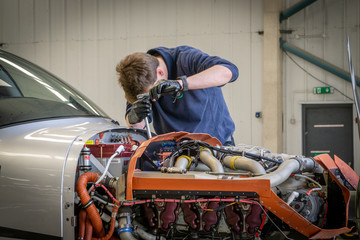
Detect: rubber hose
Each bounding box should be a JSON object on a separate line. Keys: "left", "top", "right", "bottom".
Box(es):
{"left": 76, "top": 172, "right": 105, "bottom": 237}
{"left": 78, "top": 209, "right": 87, "bottom": 239}
{"left": 85, "top": 216, "right": 93, "bottom": 240}
{"left": 92, "top": 205, "right": 119, "bottom": 240}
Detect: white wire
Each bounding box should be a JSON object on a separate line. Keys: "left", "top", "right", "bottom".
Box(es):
{"left": 293, "top": 174, "right": 322, "bottom": 193}
{"left": 250, "top": 200, "right": 295, "bottom": 240}
{"left": 284, "top": 51, "right": 353, "bottom": 101}
{"left": 95, "top": 145, "right": 125, "bottom": 185}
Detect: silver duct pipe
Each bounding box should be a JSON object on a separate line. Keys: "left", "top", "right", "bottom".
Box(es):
{"left": 223, "top": 156, "right": 266, "bottom": 175}
{"left": 199, "top": 148, "right": 224, "bottom": 173}
{"left": 162, "top": 156, "right": 191, "bottom": 173}
{"left": 195, "top": 162, "right": 211, "bottom": 171}
{"left": 256, "top": 159, "right": 299, "bottom": 187}
{"left": 135, "top": 227, "right": 162, "bottom": 240}
{"left": 174, "top": 155, "right": 191, "bottom": 172}
{"left": 135, "top": 224, "right": 166, "bottom": 240}
{"left": 252, "top": 157, "right": 317, "bottom": 187}
{"left": 133, "top": 220, "right": 167, "bottom": 240}
{"left": 118, "top": 207, "right": 137, "bottom": 240}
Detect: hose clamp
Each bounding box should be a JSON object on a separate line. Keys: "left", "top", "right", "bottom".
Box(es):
{"left": 117, "top": 227, "right": 133, "bottom": 234}
{"left": 229, "top": 156, "right": 238, "bottom": 170}
{"left": 82, "top": 199, "right": 94, "bottom": 209}
{"left": 308, "top": 157, "right": 318, "bottom": 172}
{"left": 119, "top": 212, "right": 131, "bottom": 218}
{"left": 200, "top": 147, "right": 212, "bottom": 155}
{"left": 177, "top": 155, "right": 192, "bottom": 169}
{"left": 292, "top": 156, "right": 306, "bottom": 173}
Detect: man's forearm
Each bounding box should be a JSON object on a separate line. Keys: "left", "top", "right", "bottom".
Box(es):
{"left": 186, "top": 65, "right": 233, "bottom": 90}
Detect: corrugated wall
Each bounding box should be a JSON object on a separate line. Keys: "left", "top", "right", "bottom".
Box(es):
{"left": 283, "top": 0, "right": 360, "bottom": 171}
{"left": 0, "top": 0, "right": 263, "bottom": 146}
{"left": 1, "top": 0, "right": 359, "bottom": 168}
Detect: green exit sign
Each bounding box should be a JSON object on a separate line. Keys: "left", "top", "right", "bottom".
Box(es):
{"left": 313, "top": 87, "right": 334, "bottom": 94}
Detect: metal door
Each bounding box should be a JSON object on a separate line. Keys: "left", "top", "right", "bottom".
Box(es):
{"left": 302, "top": 104, "right": 354, "bottom": 167}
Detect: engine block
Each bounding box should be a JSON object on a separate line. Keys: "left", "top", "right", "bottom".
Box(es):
{"left": 74, "top": 131, "right": 359, "bottom": 240}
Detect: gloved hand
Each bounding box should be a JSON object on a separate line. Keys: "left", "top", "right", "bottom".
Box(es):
{"left": 127, "top": 97, "right": 151, "bottom": 124}
{"left": 149, "top": 79, "right": 182, "bottom": 101}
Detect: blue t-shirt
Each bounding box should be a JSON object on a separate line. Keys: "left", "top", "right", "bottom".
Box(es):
{"left": 127, "top": 46, "right": 238, "bottom": 144}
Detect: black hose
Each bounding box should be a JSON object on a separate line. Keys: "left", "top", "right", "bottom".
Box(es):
{"left": 243, "top": 152, "right": 282, "bottom": 164}
{"left": 172, "top": 140, "right": 282, "bottom": 165}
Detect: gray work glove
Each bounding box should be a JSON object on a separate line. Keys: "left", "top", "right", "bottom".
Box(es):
{"left": 127, "top": 97, "right": 151, "bottom": 124}
{"left": 149, "top": 79, "right": 183, "bottom": 101}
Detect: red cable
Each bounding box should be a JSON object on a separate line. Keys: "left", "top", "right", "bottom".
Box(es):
{"left": 119, "top": 197, "right": 254, "bottom": 206}
{"left": 315, "top": 190, "right": 328, "bottom": 228}
{"left": 256, "top": 208, "right": 268, "bottom": 237}
{"left": 95, "top": 184, "right": 119, "bottom": 205}
{"left": 321, "top": 200, "right": 328, "bottom": 228}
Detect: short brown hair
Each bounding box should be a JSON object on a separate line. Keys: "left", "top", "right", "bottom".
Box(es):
{"left": 116, "top": 52, "right": 159, "bottom": 103}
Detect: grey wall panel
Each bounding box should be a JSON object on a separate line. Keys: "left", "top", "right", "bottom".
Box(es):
{"left": 2, "top": 0, "right": 357, "bottom": 168}
{"left": 283, "top": 0, "right": 360, "bottom": 172}
{"left": 2, "top": 0, "right": 19, "bottom": 53}
{"left": 0, "top": 0, "right": 263, "bottom": 147}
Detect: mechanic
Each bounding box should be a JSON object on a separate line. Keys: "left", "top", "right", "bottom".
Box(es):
{"left": 116, "top": 45, "right": 239, "bottom": 146}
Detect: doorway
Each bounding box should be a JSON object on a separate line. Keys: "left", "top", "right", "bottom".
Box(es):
{"left": 302, "top": 104, "right": 354, "bottom": 167}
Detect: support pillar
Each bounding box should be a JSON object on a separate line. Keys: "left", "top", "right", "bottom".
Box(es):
{"left": 262, "top": 0, "right": 283, "bottom": 152}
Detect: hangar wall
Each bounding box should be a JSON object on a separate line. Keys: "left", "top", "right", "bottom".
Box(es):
{"left": 282, "top": 0, "right": 360, "bottom": 172}
{"left": 0, "top": 0, "right": 359, "bottom": 170}
{"left": 0, "top": 0, "right": 263, "bottom": 146}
